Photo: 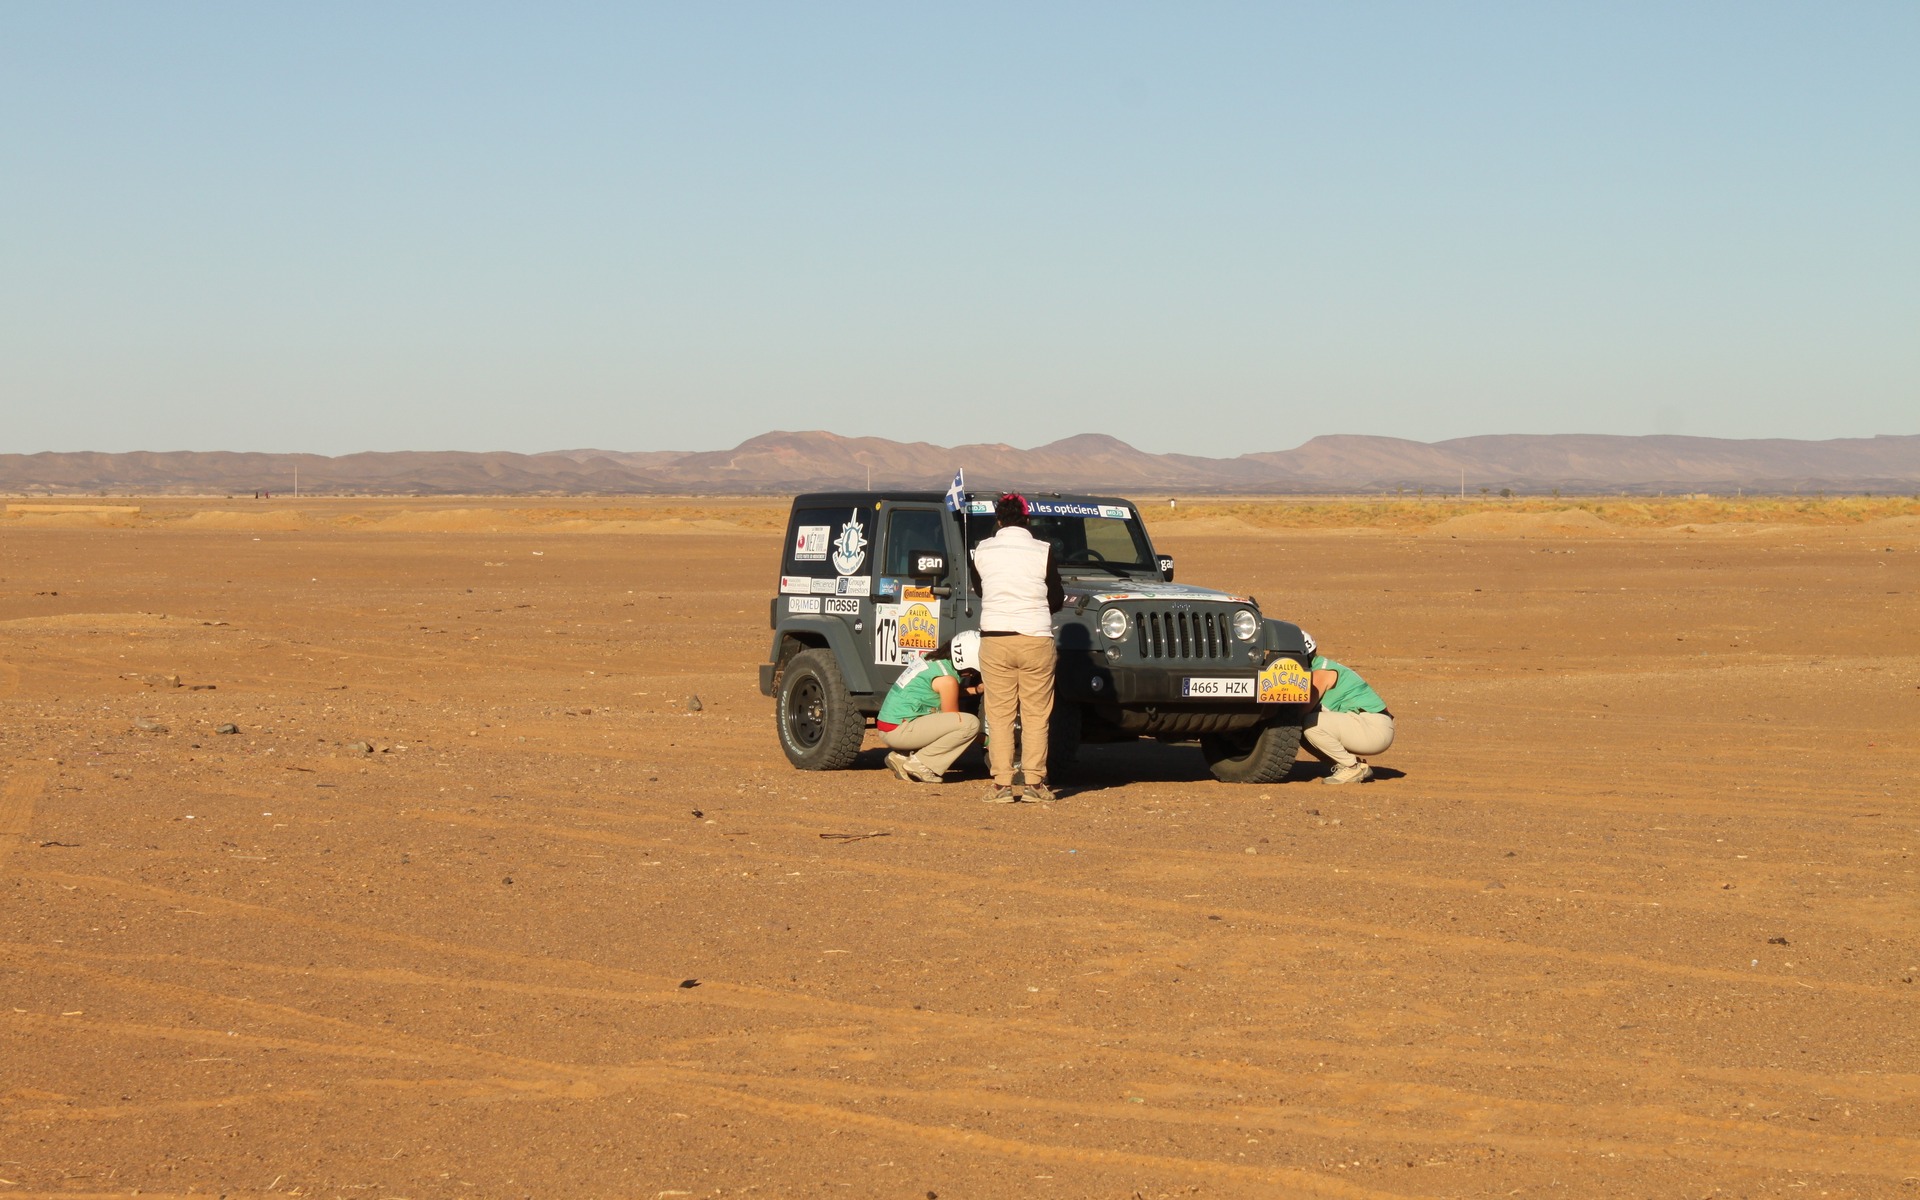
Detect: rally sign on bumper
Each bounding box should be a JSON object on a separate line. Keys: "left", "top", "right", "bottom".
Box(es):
{"left": 1257, "top": 658, "right": 1312, "bottom": 704}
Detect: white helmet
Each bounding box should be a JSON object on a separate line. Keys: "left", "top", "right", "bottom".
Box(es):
{"left": 1299, "top": 628, "right": 1316, "bottom": 655}
{"left": 950, "top": 630, "right": 981, "bottom": 672}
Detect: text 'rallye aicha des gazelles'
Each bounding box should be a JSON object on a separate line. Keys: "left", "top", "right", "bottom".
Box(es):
{"left": 758, "top": 490, "right": 1316, "bottom": 783}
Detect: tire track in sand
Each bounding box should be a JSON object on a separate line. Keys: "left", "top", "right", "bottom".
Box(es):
{"left": 13, "top": 942, "right": 1920, "bottom": 1186}
{"left": 0, "top": 764, "right": 47, "bottom": 874}
{"left": 22, "top": 940, "right": 1920, "bottom": 1109}
{"left": 13, "top": 1000, "right": 1916, "bottom": 1188}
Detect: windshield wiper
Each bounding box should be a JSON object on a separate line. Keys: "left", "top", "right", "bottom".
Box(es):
{"left": 1064, "top": 561, "right": 1147, "bottom": 577}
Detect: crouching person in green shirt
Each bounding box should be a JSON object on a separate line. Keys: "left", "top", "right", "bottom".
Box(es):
{"left": 878, "top": 631, "right": 983, "bottom": 784}
{"left": 1304, "top": 643, "right": 1394, "bottom": 785}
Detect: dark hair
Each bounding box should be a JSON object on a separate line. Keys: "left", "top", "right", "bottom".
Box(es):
{"left": 995, "top": 493, "right": 1029, "bottom": 526}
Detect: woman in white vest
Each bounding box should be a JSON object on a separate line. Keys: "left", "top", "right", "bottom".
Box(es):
{"left": 970, "top": 493, "right": 1065, "bottom": 803}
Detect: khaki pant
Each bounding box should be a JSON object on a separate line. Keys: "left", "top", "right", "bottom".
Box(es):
{"left": 879, "top": 711, "right": 981, "bottom": 776}
{"left": 980, "top": 633, "right": 1055, "bottom": 787}
{"left": 1303, "top": 710, "right": 1394, "bottom": 768}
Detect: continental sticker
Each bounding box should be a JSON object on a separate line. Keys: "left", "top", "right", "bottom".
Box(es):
{"left": 897, "top": 601, "right": 939, "bottom": 652}
{"left": 1258, "top": 658, "right": 1312, "bottom": 704}
{"left": 787, "top": 596, "right": 822, "bottom": 614}
{"left": 902, "top": 585, "right": 935, "bottom": 602}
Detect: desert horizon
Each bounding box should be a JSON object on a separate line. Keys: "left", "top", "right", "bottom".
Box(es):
{"left": 5, "top": 430, "right": 1919, "bottom": 498}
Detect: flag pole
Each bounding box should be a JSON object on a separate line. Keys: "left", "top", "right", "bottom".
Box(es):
{"left": 947, "top": 468, "right": 972, "bottom": 618}
{"left": 960, "top": 501, "right": 972, "bottom": 618}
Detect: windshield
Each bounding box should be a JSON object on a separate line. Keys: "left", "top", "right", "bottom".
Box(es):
{"left": 963, "top": 499, "right": 1156, "bottom": 574}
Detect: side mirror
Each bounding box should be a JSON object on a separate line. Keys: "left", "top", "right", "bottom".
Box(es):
{"left": 911, "top": 551, "right": 948, "bottom": 581}
{"left": 1157, "top": 555, "right": 1175, "bottom": 582}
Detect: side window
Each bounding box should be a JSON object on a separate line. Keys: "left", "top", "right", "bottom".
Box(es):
{"left": 785, "top": 505, "right": 873, "bottom": 574}
{"left": 1084, "top": 518, "right": 1141, "bottom": 562}
{"left": 883, "top": 508, "right": 948, "bottom": 576}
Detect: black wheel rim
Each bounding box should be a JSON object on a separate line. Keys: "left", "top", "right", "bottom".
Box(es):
{"left": 787, "top": 674, "right": 825, "bottom": 748}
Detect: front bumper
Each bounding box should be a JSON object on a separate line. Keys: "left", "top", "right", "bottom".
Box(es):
{"left": 1057, "top": 650, "right": 1309, "bottom": 705}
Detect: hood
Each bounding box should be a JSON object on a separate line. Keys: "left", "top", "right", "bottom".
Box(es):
{"left": 1067, "top": 579, "right": 1255, "bottom": 607}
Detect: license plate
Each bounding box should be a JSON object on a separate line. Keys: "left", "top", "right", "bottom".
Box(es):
{"left": 1181, "top": 676, "right": 1254, "bottom": 699}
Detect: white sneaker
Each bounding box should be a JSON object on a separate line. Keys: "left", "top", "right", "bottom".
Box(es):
{"left": 902, "top": 755, "right": 944, "bottom": 784}
{"left": 1324, "top": 762, "right": 1373, "bottom": 785}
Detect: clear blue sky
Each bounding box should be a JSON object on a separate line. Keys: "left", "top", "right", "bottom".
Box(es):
{"left": 3, "top": 2, "right": 1914, "bottom": 457}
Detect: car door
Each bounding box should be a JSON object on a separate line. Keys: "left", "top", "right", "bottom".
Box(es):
{"left": 871, "top": 500, "right": 963, "bottom": 694}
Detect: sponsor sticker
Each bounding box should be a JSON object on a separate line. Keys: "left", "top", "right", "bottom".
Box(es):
{"left": 1258, "top": 658, "right": 1312, "bottom": 704}
{"left": 1027, "top": 500, "right": 1108, "bottom": 518}
{"left": 967, "top": 499, "right": 994, "bottom": 515}
{"left": 1098, "top": 505, "right": 1130, "bottom": 519}
{"left": 824, "top": 597, "right": 860, "bottom": 615}
{"left": 779, "top": 575, "right": 813, "bottom": 595}
{"left": 793, "top": 525, "right": 830, "bottom": 562}
{"left": 913, "top": 552, "right": 945, "bottom": 575}
{"left": 831, "top": 509, "right": 869, "bottom": 575}
{"left": 871, "top": 603, "right": 919, "bottom": 666}
{"left": 876, "top": 577, "right": 900, "bottom": 599}
{"left": 897, "top": 602, "right": 939, "bottom": 652}
{"left": 810, "top": 577, "right": 840, "bottom": 594}
{"left": 902, "top": 585, "right": 935, "bottom": 602}
{"left": 787, "top": 596, "right": 822, "bottom": 614}
{"left": 835, "top": 575, "right": 871, "bottom": 596}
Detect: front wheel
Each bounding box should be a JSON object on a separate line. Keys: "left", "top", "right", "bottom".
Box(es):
{"left": 776, "top": 648, "right": 865, "bottom": 770}
{"left": 1200, "top": 717, "right": 1304, "bottom": 784}
{"left": 1046, "top": 702, "right": 1082, "bottom": 778}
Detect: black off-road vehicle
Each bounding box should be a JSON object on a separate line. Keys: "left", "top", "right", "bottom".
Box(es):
{"left": 758, "top": 490, "right": 1315, "bottom": 783}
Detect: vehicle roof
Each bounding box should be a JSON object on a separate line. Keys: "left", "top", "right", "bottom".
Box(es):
{"left": 790, "top": 491, "right": 1140, "bottom": 509}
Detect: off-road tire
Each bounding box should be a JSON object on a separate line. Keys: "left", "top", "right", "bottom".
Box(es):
{"left": 776, "top": 648, "right": 865, "bottom": 770}
{"left": 1200, "top": 716, "right": 1304, "bottom": 784}
{"left": 1046, "top": 702, "right": 1083, "bottom": 778}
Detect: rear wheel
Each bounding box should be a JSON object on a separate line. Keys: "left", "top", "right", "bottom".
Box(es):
{"left": 776, "top": 648, "right": 865, "bottom": 770}
{"left": 1200, "top": 717, "right": 1304, "bottom": 784}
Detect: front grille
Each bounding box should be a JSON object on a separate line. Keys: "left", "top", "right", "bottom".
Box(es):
{"left": 1134, "top": 608, "right": 1236, "bottom": 660}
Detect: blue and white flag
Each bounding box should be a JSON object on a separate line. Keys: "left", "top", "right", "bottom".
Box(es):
{"left": 944, "top": 468, "right": 966, "bottom": 512}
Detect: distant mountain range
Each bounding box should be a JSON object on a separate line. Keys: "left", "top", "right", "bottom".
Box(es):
{"left": 4, "top": 431, "right": 1917, "bottom": 496}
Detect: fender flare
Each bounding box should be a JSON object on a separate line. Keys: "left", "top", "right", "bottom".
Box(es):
{"left": 772, "top": 616, "right": 875, "bottom": 694}
{"left": 1258, "top": 618, "right": 1312, "bottom": 659}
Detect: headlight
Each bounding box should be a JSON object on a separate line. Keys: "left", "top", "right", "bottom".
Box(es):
{"left": 1232, "top": 609, "right": 1259, "bottom": 641}
{"left": 1099, "top": 607, "right": 1129, "bottom": 640}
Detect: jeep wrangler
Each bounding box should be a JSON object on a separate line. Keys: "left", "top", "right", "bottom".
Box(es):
{"left": 758, "top": 490, "right": 1315, "bottom": 784}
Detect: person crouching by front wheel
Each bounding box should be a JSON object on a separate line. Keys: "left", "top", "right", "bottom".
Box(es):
{"left": 971, "top": 493, "right": 1066, "bottom": 803}
{"left": 877, "top": 631, "right": 983, "bottom": 784}
{"left": 1303, "top": 641, "right": 1394, "bottom": 784}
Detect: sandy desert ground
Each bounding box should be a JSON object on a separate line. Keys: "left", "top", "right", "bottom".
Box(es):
{"left": 3, "top": 497, "right": 1917, "bottom": 1199}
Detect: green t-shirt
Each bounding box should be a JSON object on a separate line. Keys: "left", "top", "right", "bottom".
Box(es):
{"left": 1311, "top": 656, "right": 1386, "bottom": 714}
{"left": 879, "top": 656, "right": 959, "bottom": 725}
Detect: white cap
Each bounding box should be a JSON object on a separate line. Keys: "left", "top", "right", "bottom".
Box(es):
{"left": 950, "top": 630, "right": 981, "bottom": 672}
